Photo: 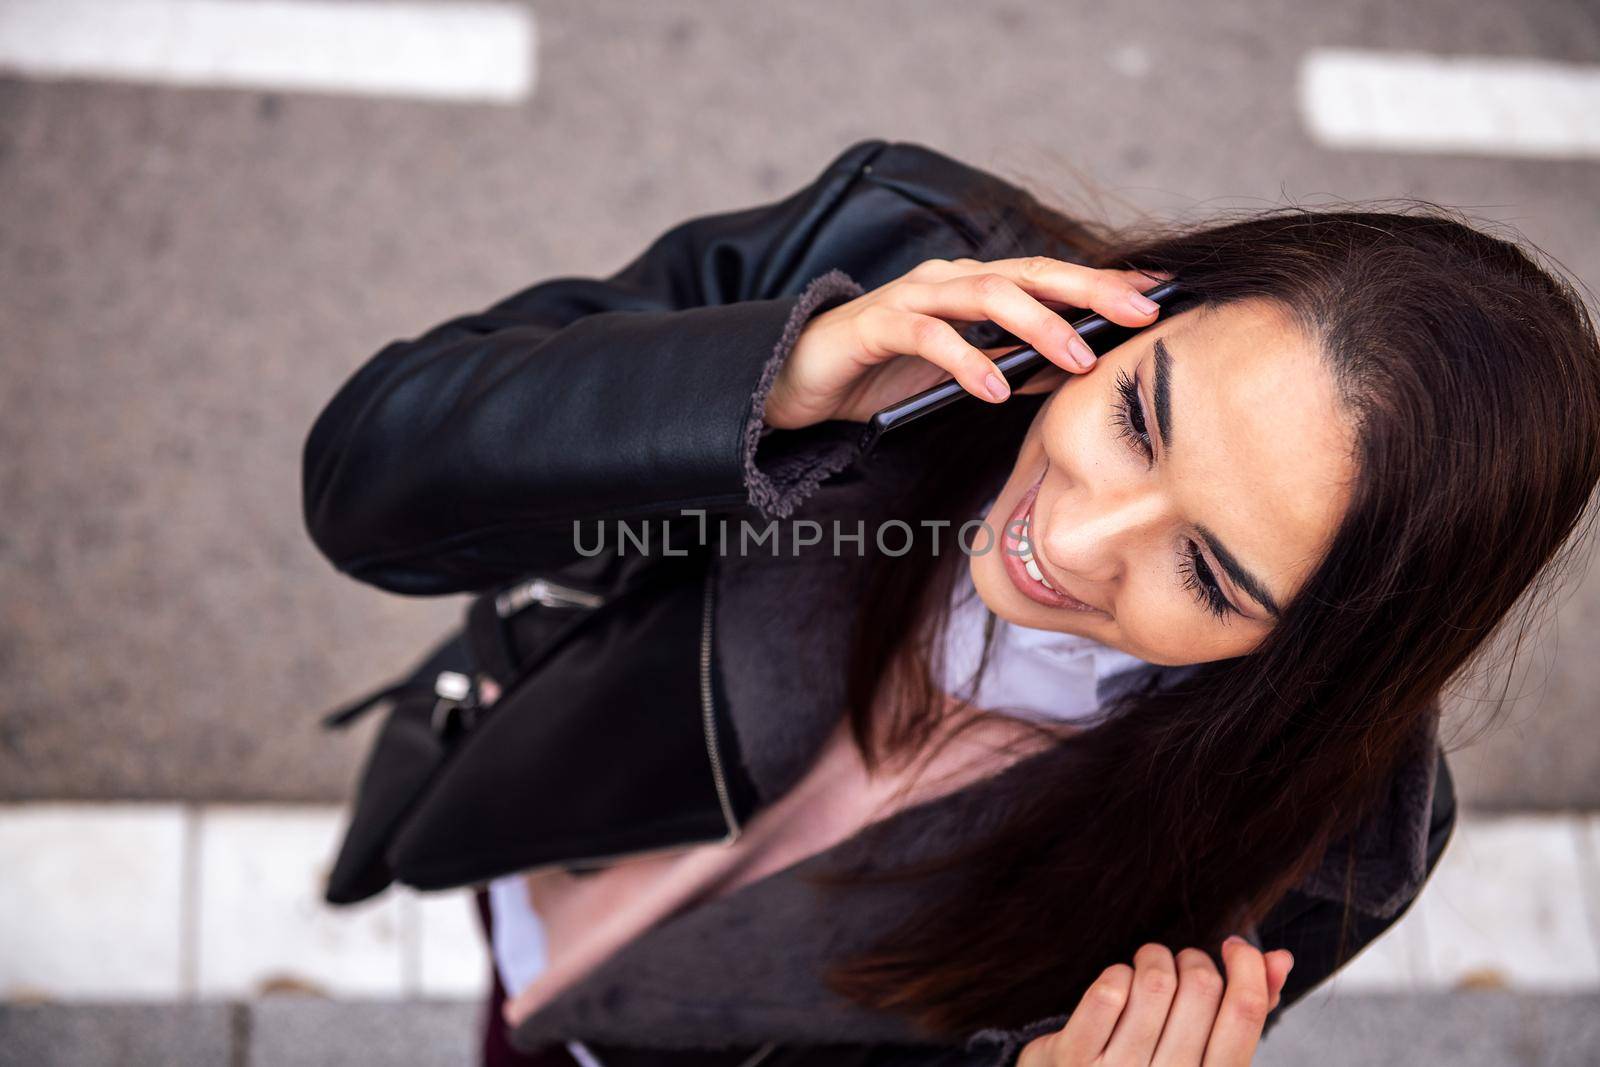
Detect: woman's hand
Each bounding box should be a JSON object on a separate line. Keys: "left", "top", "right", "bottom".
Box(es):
{"left": 761, "top": 257, "right": 1171, "bottom": 431}
{"left": 1017, "top": 938, "right": 1294, "bottom": 1067}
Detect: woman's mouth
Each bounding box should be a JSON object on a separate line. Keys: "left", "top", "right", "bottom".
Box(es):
{"left": 1001, "top": 472, "right": 1101, "bottom": 613}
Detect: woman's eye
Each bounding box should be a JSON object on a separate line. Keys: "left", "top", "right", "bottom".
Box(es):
{"left": 1179, "top": 539, "right": 1234, "bottom": 620}
{"left": 1110, "top": 368, "right": 1153, "bottom": 466}
{"left": 1108, "top": 368, "right": 1234, "bottom": 621}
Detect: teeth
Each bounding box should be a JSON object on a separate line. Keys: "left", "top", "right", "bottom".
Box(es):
{"left": 1016, "top": 507, "right": 1058, "bottom": 591}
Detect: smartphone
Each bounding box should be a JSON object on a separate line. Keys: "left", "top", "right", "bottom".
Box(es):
{"left": 856, "top": 279, "right": 1193, "bottom": 457}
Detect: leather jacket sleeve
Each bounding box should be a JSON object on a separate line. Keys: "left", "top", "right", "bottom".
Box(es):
{"left": 301, "top": 139, "right": 1015, "bottom": 596}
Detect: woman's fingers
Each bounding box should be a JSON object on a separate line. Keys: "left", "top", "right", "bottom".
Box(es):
{"left": 860, "top": 308, "right": 1019, "bottom": 402}
{"left": 1100, "top": 943, "right": 1180, "bottom": 1062}
{"left": 1149, "top": 948, "right": 1226, "bottom": 1066}
{"left": 1018, "top": 937, "right": 1290, "bottom": 1067}
{"left": 767, "top": 254, "right": 1177, "bottom": 429}
{"left": 1040, "top": 962, "right": 1134, "bottom": 1062}
{"left": 1264, "top": 949, "right": 1294, "bottom": 1012}
{"left": 919, "top": 256, "right": 1171, "bottom": 322}
{"left": 892, "top": 259, "right": 1167, "bottom": 377}
{"left": 895, "top": 274, "right": 1097, "bottom": 373}
{"left": 1200, "top": 937, "right": 1275, "bottom": 1067}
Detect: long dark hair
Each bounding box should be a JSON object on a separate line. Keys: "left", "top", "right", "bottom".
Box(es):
{"left": 814, "top": 193, "right": 1600, "bottom": 1037}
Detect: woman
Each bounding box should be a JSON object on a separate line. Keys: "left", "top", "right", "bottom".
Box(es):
{"left": 302, "top": 139, "right": 1600, "bottom": 1066}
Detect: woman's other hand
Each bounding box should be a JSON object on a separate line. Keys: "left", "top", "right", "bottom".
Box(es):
{"left": 761, "top": 257, "right": 1170, "bottom": 431}
{"left": 1017, "top": 938, "right": 1294, "bottom": 1067}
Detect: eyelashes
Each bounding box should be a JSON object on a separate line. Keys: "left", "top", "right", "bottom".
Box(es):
{"left": 1108, "top": 367, "right": 1235, "bottom": 621}
{"left": 1178, "top": 540, "right": 1233, "bottom": 619}
{"left": 1110, "top": 368, "right": 1153, "bottom": 470}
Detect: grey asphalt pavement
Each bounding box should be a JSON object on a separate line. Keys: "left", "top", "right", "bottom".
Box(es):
{"left": 2, "top": 0, "right": 1598, "bottom": 805}
{"left": 3, "top": 991, "right": 1598, "bottom": 1066}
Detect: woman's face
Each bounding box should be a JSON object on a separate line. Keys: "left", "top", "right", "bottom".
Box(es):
{"left": 969, "top": 298, "right": 1357, "bottom": 666}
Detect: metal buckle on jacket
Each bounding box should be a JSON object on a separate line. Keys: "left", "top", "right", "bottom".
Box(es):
{"left": 430, "top": 670, "right": 483, "bottom": 739}
{"left": 494, "top": 576, "right": 605, "bottom": 618}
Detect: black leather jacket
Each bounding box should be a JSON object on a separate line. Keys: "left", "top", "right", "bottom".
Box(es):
{"left": 302, "top": 139, "right": 1456, "bottom": 1066}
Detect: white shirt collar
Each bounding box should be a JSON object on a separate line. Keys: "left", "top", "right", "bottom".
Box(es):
{"left": 935, "top": 500, "right": 1148, "bottom": 724}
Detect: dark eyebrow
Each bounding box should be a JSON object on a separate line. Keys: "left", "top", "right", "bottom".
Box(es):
{"left": 1195, "top": 525, "right": 1283, "bottom": 620}
{"left": 1154, "top": 337, "right": 1173, "bottom": 449}
{"left": 1152, "top": 337, "right": 1284, "bottom": 621}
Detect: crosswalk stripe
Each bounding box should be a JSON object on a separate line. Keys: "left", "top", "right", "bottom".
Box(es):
{"left": 1299, "top": 48, "right": 1600, "bottom": 159}
{"left": 2, "top": 803, "right": 1598, "bottom": 1000}
{"left": 0, "top": 0, "right": 534, "bottom": 104}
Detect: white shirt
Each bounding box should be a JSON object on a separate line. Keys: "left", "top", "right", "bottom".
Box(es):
{"left": 489, "top": 537, "right": 1149, "bottom": 999}
{"left": 934, "top": 556, "right": 1147, "bottom": 724}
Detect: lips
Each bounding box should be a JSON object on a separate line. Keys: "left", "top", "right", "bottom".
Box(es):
{"left": 1000, "top": 470, "right": 1101, "bottom": 614}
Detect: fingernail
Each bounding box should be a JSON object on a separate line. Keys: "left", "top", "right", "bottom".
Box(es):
{"left": 1285, "top": 951, "right": 1296, "bottom": 973}
{"left": 1127, "top": 291, "right": 1160, "bottom": 315}
{"left": 1066, "top": 335, "right": 1095, "bottom": 369}
{"left": 1222, "top": 934, "right": 1246, "bottom": 949}
{"left": 984, "top": 371, "right": 1010, "bottom": 402}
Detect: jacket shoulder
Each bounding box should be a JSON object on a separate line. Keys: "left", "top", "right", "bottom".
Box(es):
{"left": 813, "top": 139, "right": 1051, "bottom": 230}
{"left": 848, "top": 139, "right": 1104, "bottom": 264}
{"left": 863, "top": 142, "right": 1035, "bottom": 229}
{"left": 738, "top": 139, "right": 1060, "bottom": 310}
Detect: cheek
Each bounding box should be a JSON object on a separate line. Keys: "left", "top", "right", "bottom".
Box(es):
{"left": 1112, "top": 583, "right": 1195, "bottom": 666}
{"left": 1038, "top": 379, "right": 1104, "bottom": 459}
{"left": 1116, "top": 580, "right": 1266, "bottom": 667}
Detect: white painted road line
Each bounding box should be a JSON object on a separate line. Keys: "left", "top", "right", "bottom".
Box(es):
{"left": 0, "top": 0, "right": 534, "bottom": 104}
{"left": 0, "top": 804, "right": 490, "bottom": 1002}
{"left": 1330, "top": 813, "right": 1600, "bottom": 993}
{"left": 1, "top": 805, "right": 1597, "bottom": 1001}
{"left": 1299, "top": 48, "right": 1600, "bottom": 159}
{"left": 195, "top": 808, "right": 407, "bottom": 998}
{"left": 0, "top": 805, "right": 187, "bottom": 1000}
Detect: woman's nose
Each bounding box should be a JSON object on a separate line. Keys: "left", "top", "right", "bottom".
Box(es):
{"left": 1038, "top": 485, "right": 1171, "bottom": 583}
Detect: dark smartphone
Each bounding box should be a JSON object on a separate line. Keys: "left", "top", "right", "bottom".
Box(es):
{"left": 857, "top": 279, "right": 1193, "bottom": 456}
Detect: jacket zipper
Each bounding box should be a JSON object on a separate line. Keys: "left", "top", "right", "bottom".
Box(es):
{"left": 700, "top": 562, "right": 743, "bottom": 844}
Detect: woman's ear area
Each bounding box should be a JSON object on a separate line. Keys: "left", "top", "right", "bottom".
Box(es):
{"left": 975, "top": 344, "right": 1074, "bottom": 396}
{"left": 1015, "top": 363, "right": 1070, "bottom": 395}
